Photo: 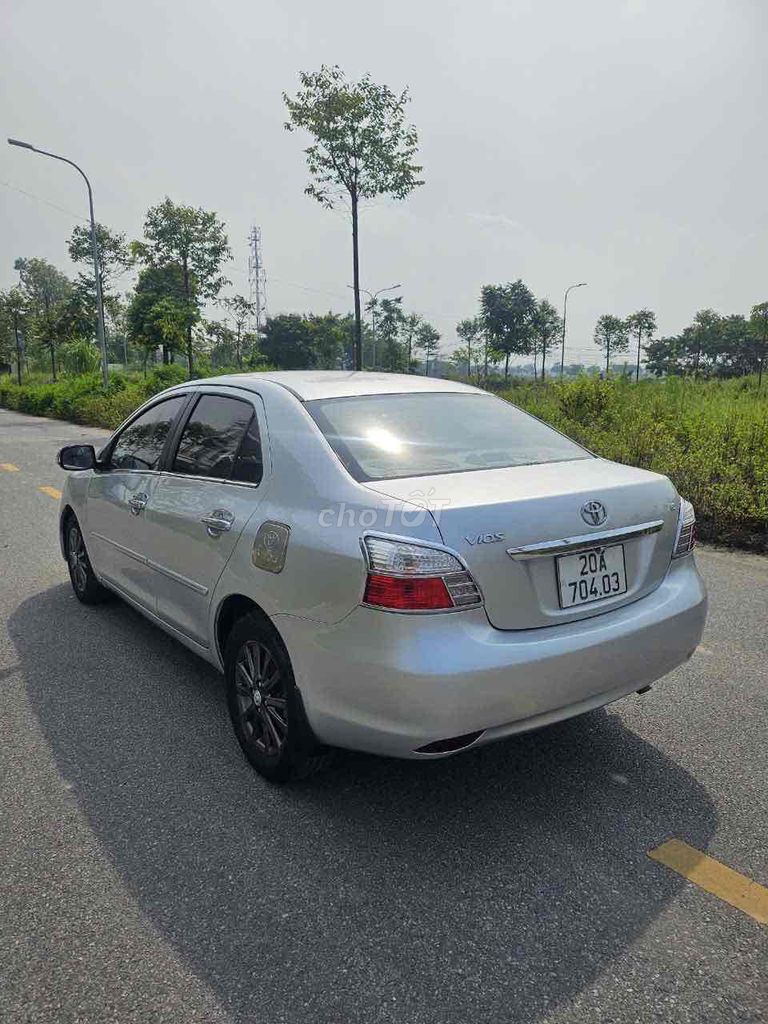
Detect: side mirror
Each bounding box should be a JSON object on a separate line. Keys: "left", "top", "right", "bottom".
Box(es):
{"left": 57, "top": 444, "right": 97, "bottom": 471}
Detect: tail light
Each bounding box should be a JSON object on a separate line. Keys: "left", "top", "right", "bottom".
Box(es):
{"left": 362, "top": 535, "right": 483, "bottom": 612}
{"left": 672, "top": 498, "right": 697, "bottom": 558}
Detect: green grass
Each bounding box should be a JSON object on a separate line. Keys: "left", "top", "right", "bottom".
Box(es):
{"left": 504, "top": 375, "right": 768, "bottom": 551}
{"left": 1, "top": 370, "right": 766, "bottom": 551}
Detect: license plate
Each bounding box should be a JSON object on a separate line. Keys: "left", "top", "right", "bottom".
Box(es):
{"left": 556, "top": 544, "right": 627, "bottom": 608}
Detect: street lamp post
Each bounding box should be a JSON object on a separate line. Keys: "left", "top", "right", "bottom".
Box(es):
{"left": 349, "top": 284, "right": 401, "bottom": 369}
{"left": 8, "top": 138, "right": 109, "bottom": 387}
{"left": 559, "top": 282, "right": 587, "bottom": 379}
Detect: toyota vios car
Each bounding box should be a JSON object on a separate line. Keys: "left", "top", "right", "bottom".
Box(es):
{"left": 56, "top": 371, "right": 707, "bottom": 781}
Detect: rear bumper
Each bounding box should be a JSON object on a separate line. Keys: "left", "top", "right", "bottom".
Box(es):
{"left": 276, "top": 555, "right": 707, "bottom": 759}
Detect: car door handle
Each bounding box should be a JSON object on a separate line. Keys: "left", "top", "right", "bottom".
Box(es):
{"left": 201, "top": 509, "right": 235, "bottom": 536}
{"left": 128, "top": 493, "right": 149, "bottom": 515}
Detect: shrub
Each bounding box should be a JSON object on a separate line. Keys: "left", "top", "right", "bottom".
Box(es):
{"left": 503, "top": 376, "right": 768, "bottom": 552}
{"left": 59, "top": 340, "right": 101, "bottom": 376}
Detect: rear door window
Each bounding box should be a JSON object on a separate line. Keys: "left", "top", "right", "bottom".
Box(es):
{"left": 110, "top": 396, "right": 187, "bottom": 471}
{"left": 172, "top": 394, "right": 263, "bottom": 484}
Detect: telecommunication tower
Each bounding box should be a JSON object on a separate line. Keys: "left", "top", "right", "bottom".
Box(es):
{"left": 248, "top": 226, "right": 267, "bottom": 330}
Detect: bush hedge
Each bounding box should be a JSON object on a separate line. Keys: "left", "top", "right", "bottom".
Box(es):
{"left": 0, "top": 364, "right": 188, "bottom": 430}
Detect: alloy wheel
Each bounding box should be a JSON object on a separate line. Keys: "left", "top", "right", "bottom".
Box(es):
{"left": 233, "top": 640, "right": 288, "bottom": 756}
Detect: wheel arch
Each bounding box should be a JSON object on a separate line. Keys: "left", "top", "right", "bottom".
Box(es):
{"left": 215, "top": 593, "right": 284, "bottom": 666}
{"left": 59, "top": 504, "right": 76, "bottom": 560}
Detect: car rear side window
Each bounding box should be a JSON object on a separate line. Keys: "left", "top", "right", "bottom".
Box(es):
{"left": 110, "top": 396, "right": 187, "bottom": 471}
{"left": 172, "top": 394, "right": 263, "bottom": 484}
{"left": 306, "top": 392, "right": 591, "bottom": 482}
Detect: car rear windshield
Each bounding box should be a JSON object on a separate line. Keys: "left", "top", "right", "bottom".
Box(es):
{"left": 305, "top": 392, "right": 592, "bottom": 482}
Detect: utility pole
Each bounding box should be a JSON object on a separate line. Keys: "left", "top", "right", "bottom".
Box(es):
{"left": 8, "top": 138, "right": 109, "bottom": 387}
{"left": 559, "top": 282, "right": 587, "bottom": 379}
{"left": 248, "top": 226, "right": 267, "bottom": 331}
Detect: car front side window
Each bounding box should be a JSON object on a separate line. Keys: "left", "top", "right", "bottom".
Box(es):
{"left": 110, "top": 396, "right": 187, "bottom": 471}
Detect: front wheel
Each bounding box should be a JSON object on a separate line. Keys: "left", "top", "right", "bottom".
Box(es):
{"left": 224, "top": 613, "right": 331, "bottom": 783}
{"left": 65, "top": 514, "right": 110, "bottom": 605}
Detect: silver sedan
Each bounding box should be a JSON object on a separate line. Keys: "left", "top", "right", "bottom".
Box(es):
{"left": 56, "top": 371, "right": 707, "bottom": 782}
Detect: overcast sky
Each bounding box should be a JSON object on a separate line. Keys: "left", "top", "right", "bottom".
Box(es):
{"left": 1, "top": 0, "right": 766, "bottom": 363}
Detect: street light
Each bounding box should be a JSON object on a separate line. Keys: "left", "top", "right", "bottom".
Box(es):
{"left": 348, "top": 283, "right": 401, "bottom": 368}
{"left": 559, "top": 282, "right": 587, "bottom": 379}
{"left": 8, "top": 138, "right": 109, "bottom": 387}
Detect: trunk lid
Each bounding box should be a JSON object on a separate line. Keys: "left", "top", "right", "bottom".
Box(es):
{"left": 365, "top": 458, "right": 680, "bottom": 629}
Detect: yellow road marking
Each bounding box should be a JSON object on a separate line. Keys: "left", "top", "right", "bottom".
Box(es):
{"left": 38, "top": 485, "right": 62, "bottom": 500}
{"left": 0, "top": 463, "right": 20, "bottom": 472}
{"left": 649, "top": 839, "right": 768, "bottom": 925}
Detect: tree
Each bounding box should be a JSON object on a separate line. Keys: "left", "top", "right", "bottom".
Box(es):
{"left": 749, "top": 302, "right": 768, "bottom": 388}
{"left": 202, "top": 319, "right": 238, "bottom": 368}
{"left": 68, "top": 222, "right": 130, "bottom": 298}
{"left": 308, "top": 313, "right": 350, "bottom": 369}
{"left": 593, "top": 314, "right": 629, "bottom": 376}
{"left": 0, "top": 288, "right": 27, "bottom": 384}
{"left": 415, "top": 321, "right": 440, "bottom": 375}
{"left": 402, "top": 313, "right": 422, "bottom": 373}
{"left": 530, "top": 299, "right": 562, "bottom": 380}
{"left": 713, "top": 315, "right": 752, "bottom": 378}
{"left": 480, "top": 280, "right": 536, "bottom": 381}
{"left": 66, "top": 223, "right": 131, "bottom": 355}
{"left": 284, "top": 66, "right": 423, "bottom": 371}
{"left": 134, "top": 198, "right": 231, "bottom": 377}
{"left": 624, "top": 309, "right": 657, "bottom": 381}
{"left": 449, "top": 345, "right": 481, "bottom": 380}
{"left": 127, "top": 264, "right": 188, "bottom": 368}
{"left": 14, "top": 258, "right": 71, "bottom": 380}
{"left": 687, "top": 309, "right": 722, "bottom": 377}
{"left": 372, "top": 296, "right": 405, "bottom": 370}
{"left": 644, "top": 336, "right": 685, "bottom": 377}
{"left": 456, "top": 318, "right": 481, "bottom": 381}
{"left": 259, "top": 314, "right": 318, "bottom": 370}
{"left": 222, "top": 294, "right": 256, "bottom": 369}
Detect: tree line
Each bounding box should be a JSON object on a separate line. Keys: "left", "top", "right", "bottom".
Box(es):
{"left": 2, "top": 62, "right": 766, "bottom": 387}
{"left": 3, "top": 226, "right": 766, "bottom": 385}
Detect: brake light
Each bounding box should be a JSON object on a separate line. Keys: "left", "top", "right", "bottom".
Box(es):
{"left": 673, "top": 498, "right": 697, "bottom": 558}
{"left": 364, "top": 574, "right": 453, "bottom": 610}
{"left": 362, "top": 535, "right": 483, "bottom": 612}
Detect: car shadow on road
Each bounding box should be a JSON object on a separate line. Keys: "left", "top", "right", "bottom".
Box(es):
{"left": 12, "top": 585, "right": 716, "bottom": 1024}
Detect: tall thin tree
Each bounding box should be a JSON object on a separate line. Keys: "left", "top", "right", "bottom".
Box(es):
{"left": 531, "top": 299, "right": 562, "bottom": 380}
{"left": 625, "top": 309, "right": 657, "bottom": 382}
{"left": 456, "top": 318, "right": 481, "bottom": 382}
{"left": 593, "top": 314, "right": 629, "bottom": 376}
{"left": 284, "top": 66, "right": 423, "bottom": 371}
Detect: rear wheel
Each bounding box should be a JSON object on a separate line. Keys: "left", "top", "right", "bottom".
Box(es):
{"left": 224, "top": 613, "right": 331, "bottom": 783}
{"left": 64, "top": 514, "right": 110, "bottom": 605}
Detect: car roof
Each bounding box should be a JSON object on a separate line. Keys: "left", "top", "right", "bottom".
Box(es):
{"left": 184, "top": 370, "right": 482, "bottom": 402}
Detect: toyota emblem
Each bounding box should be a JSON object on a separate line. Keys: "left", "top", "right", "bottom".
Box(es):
{"left": 580, "top": 500, "right": 607, "bottom": 527}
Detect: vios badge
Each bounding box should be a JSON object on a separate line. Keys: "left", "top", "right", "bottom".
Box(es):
{"left": 580, "top": 500, "right": 607, "bottom": 527}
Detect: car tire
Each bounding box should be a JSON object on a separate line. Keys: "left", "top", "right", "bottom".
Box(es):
{"left": 224, "top": 612, "right": 332, "bottom": 783}
{"left": 64, "top": 513, "right": 111, "bottom": 605}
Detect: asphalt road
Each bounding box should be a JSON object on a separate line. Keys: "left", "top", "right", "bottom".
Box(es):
{"left": 0, "top": 406, "right": 766, "bottom": 1024}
